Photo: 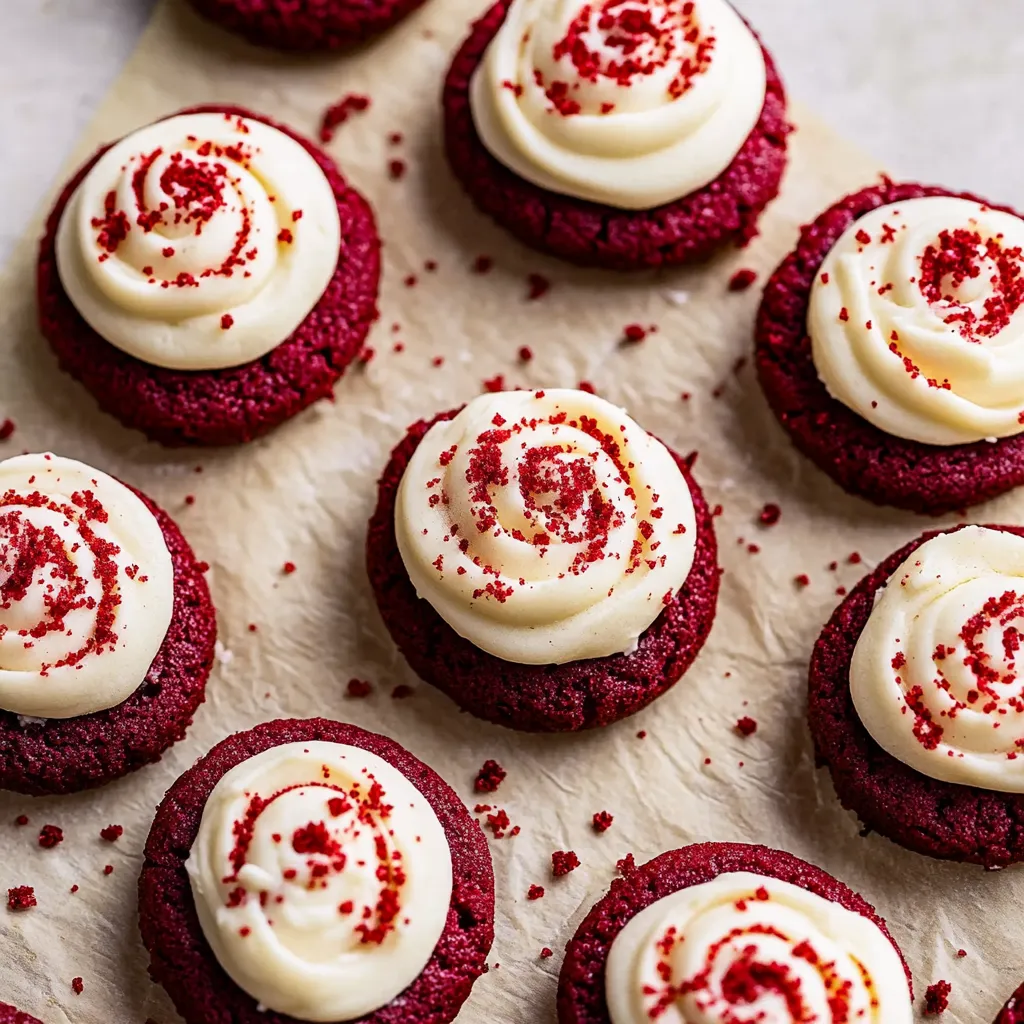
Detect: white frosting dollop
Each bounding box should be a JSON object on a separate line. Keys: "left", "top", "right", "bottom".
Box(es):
{"left": 469, "top": 0, "right": 766, "bottom": 209}
{"left": 809, "top": 197, "right": 1024, "bottom": 445}
{"left": 187, "top": 740, "right": 454, "bottom": 1022}
{"left": 605, "top": 872, "right": 912, "bottom": 1024}
{"left": 395, "top": 389, "right": 697, "bottom": 665}
{"left": 55, "top": 111, "right": 341, "bottom": 371}
{"left": 0, "top": 453, "right": 173, "bottom": 719}
{"left": 851, "top": 526, "right": 1024, "bottom": 791}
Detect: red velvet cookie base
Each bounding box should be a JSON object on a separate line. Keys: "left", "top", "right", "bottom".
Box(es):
{"left": 442, "top": 1, "right": 790, "bottom": 271}
{"left": 0, "top": 1004, "right": 42, "bottom": 1024}
{"left": 37, "top": 104, "right": 380, "bottom": 448}
{"left": 755, "top": 181, "right": 1024, "bottom": 515}
{"left": 556, "top": 842, "right": 912, "bottom": 1023}
{"left": 139, "top": 717, "right": 495, "bottom": 1024}
{"left": 997, "top": 984, "right": 1024, "bottom": 1023}
{"left": 809, "top": 523, "right": 1024, "bottom": 868}
{"left": 366, "top": 410, "right": 720, "bottom": 732}
{"left": 0, "top": 487, "right": 216, "bottom": 796}
{"left": 185, "top": 0, "right": 427, "bottom": 51}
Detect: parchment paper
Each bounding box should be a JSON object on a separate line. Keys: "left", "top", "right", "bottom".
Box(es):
{"left": 0, "top": 2, "right": 1017, "bottom": 1020}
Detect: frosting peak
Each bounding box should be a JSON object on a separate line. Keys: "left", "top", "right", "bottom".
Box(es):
{"left": 469, "top": 0, "right": 767, "bottom": 209}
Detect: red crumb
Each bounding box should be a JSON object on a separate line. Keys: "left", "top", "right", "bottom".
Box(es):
{"left": 758, "top": 503, "right": 781, "bottom": 526}
{"left": 0, "top": 419, "right": 15, "bottom": 441}
{"left": 38, "top": 824, "right": 64, "bottom": 849}
{"left": 388, "top": 132, "right": 403, "bottom": 145}
{"left": 483, "top": 374, "right": 505, "bottom": 393}
{"left": 736, "top": 716, "right": 758, "bottom": 737}
{"left": 424, "top": 260, "right": 438, "bottom": 272}
{"left": 485, "top": 808, "right": 515, "bottom": 838}
{"left": 957, "top": 949, "right": 967, "bottom": 958}
{"left": 70, "top": 885, "right": 78, "bottom": 894}
{"left": 7, "top": 886, "right": 35, "bottom": 911}
{"left": 404, "top": 274, "right": 417, "bottom": 288}
{"left": 848, "top": 551, "right": 862, "bottom": 564}
{"left": 103, "top": 865, "right": 114, "bottom": 876}
{"left": 388, "top": 159, "right": 406, "bottom": 181}
{"left": 527, "top": 884, "right": 545, "bottom": 900}
{"left": 220, "top": 313, "right": 234, "bottom": 330}
{"left": 248, "top": 623, "right": 259, "bottom": 633}
{"left": 431, "top": 356, "right": 444, "bottom": 367}
{"left": 923, "top": 980, "right": 951, "bottom": 1015}
{"left": 358, "top": 346, "right": 375, "bottom": 365}
{"left": 795, "top": 574, "right": 810, "bottom": 588}
{"left": 578, "top": 380, "right": 596, "bottom": 394}
{"left": 836, "top": 586, "right": 847, "bottom": 596}
{"left": 527, "top": 273, "right": 551, "bottom": 300}
{"left": 617, "top": 853, "right": 636, "bottom": 875}
{"left": 636, "top": 730, "right": 647, "bottom": 739}
{"left": 282, "top": 561, "right": 297, "bottom": 575}
{"left": 552, "top": 850, "right": 580, "bottom": 876}
{"left": 184, "top": 494, "right": 195, "bottom": 506}
{"left": 591, "top": 811, "right": 613, "bottom": 833}
{"left": 473, "top": 255, "right": 493, "bottom": 274}
{"left": 14, "top": 815, "right": 28, "bottom": 827}
{"left": 474, "top": 759, "right": 507, "bottom": 793}
{"left": 728, "top": 268, "right": 758, "bottom": 292}
{"left": 319, "top": 93, "right": 370, "bottom": 143}
{"left": 346, "top": 678, "right": 372, "bottom": 698}
{"left": 540, "top": 947, "right": 553, "bottom": 959}
{"left": 391, "top": 684, "right": 414, "bottom": 699}
{"left": 100, "top": 825, "right": 123, "bottom": 843}
{"left": 622, "top": 323, "right": 647, "bottom": 343}
{"left": 71, "top": 978, "right": 84, "bottom": 995}
{"left": 518, "top": 345, "right": 533, "bottom": 363}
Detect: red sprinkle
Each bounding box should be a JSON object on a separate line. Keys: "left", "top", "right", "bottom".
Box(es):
{"left": 551, "top": 850, "right": 580, "bottom": 876}
{"left": 38, "top": 824, "right": 64, "bottom": 849}
{"left": 0, "top": 419, "right": 15, "bottom": 442}
{"left": 758, "top": 503, "right": 781, "bottom": 526}
{"left": 346, "top": 678, "right": 372, "bottom": 698}
{"left": 100, "top": 824, "right": 124, "bottom": 843}
{"left": 735, "top": 716, "right": 758, "bottom": 737}
{"left": 527, "top": 884, "right": 545, "bottom": 900}
{"left": 591, "top": 811, "right": 613, "bottom": 833}
{"left": 728, "top": 268, "right": 758, "bottom": 292}
{"left": 7, "top": 886, "right": 35, "bottom": 911}
{"left": 923, "top": 980, "right": 951, "bottom": 1015}
{"left": 71, "top": 978, "right": 84, "bottom": 995}
{"left": 319, "top": 93, "right": 370, "bottom": 143}
{"left": 474, "top": 759, "right": 507, "bottom": 793}
{"left": 527, "top": 273, "right": 551, "bottom": 300}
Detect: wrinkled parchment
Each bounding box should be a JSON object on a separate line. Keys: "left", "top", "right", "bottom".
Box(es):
{"left": 0, "top": 2, "right": 1017, "bottom": 1021}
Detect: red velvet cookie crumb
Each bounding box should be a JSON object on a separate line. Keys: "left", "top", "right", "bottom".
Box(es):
{"left": 0, "top": 1004, "right": 42, "bottom": 1024}
{"left": 996, "top": 983, "right": 1024, "bottom": 1023}
{"left": 100, "top": 825, "right": 123, "bottom": 842}
{"left": 474, "top": 759, "right": 506, "bottom": 793}
{"left": 7, "top": 887, "right": 35, "bottom": 911}
{"left": 37, "top": 105, "right": 380, "bottom": 448}
{"left": 184, "top": 0, "right": 429, "bottom": 51}
{"left": 140, "top": 718, "right": 494, "bottom": 1024}
{"left": 38, "top": 824, "right": 63, "bottom": 848}
{"left": 809, "top": 523, "right": 1024, "bottom": 867}
{"left": 924, "top": 980, "right": 951, "bottom": 1015}
{"left": 591, "top": 811, "right": 613, "bottom": 833}
{"left": 755, "top": 182, "right": 1024, "bottom": 514}
{"left": 556, "top": 843, "right": 911, "bottom": 1024}
{"left": 366, "top": 411, "right": 720, "bottom": 733}
{"left": 527, "top": 885, "right": 545, "bottom": 900}
{"left": 0, "top": 487, "right": 216, "bottom": 797}
{"left": 552, "top": 850, "right": 580, "bottom": 877}
{"left": 443, "top": 2, "right": 790, "bottom": 271}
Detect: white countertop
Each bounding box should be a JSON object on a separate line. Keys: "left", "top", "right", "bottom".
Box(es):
{"left": 1, "top": 0, "right": 1021, "bottom": 263}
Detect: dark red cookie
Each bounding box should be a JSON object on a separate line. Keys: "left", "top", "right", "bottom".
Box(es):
{"left": 0, "top": 1004, "right": 42, "bottom": 1024}
{"left": 755, "top": 181, "right": 1024, "bottom": 515}
{"left": 366, "top": 410, "right": 720, "bottom": 732}
{"left": 443, "top": 2, "right": 790, "bottom": 271}
{"left": 184, "top": 0, "right": 428, "bottom": 51}
{"left": 37, "top": 104, "right": 380, "bottom": 448}
{"left": 556, "top": 842, "right": 912, "bottom": 1023}
{"left": 997, "top": 984, "right": 1024, "bottom": 1023}
{"left": 0, "top": 487, "right": 216, "bottom": 797}
{"left": 809, "top": 523, "right": 1024, "bottom": 868}
{"left": 139, "top": 717, "right": 494, "bottom": 1024}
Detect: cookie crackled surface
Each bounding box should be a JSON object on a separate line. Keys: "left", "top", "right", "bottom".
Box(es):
{"left": 38, "top": 104, "right": 380, "bottom": 447}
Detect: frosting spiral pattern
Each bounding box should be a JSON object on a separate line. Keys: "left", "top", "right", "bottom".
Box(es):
{"left": 605, "top": 872, "right": 912, "bottom": 1024}
{"left": 395, "top": 389, "right": 697, "bottom": 665}
{"left": 187, "top": 740, "right": 453, "bottom": 1022}
{"left": 468, "top": 0, "right": 766, "bottom": 209}
{"left": 0, "top": 453, "right": 173, "bottom": 719}
{"left": 851, "top": 526, "right": 1024, "bottom": 791}
{"left": 809, "top": 197, "right": 1024, "bottom": 445}
{"left": 55, "top": 112, "right": 341, "bottom": 371}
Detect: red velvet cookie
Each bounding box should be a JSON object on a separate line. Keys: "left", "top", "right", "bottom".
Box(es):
{"left": 755, "top": 181, "right": 1024, "bottom": 515}
{"left": 0, "top": 485, "right": 216, "bottom": 797}
{"left": 443, "top": 1, "right": 790, "bottom": 271}
{"left": 139, "top": 717, "right": 494, "bottom": 1024}
{"left": 997, "top": 984, "right": 1024, "bottom": 1023}
{"left": 808, "top": 524, "right": 1024, "bottom": 868}
{"left": 184, "top": 0, "right": 428, "bottom": 51}
{"left": 37, "top": 104, "right": 380, "bottom": 448}
{"left": 557, "top": 842, "right": 912, "bottom": 1023}
{"left": 0, "top": 1005, "right": 42, "bottom": 1024}
{"left": 367, "top": 407, "right": 720, "bottom": 733}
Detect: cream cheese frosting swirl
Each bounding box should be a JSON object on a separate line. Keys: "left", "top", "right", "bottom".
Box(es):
{"left": 187, "top": 740, "right": 453, "bottom": 1022}
{"left": 469, "top": 0, "right": 766, "bottom": 209}
{"left": 605, "top": 872, "right": 913, "bottom": 1023}
{"left": 395, "top": 389, "right": 697, "bottom": 665}
{"left": 809, "top": 197, "right": 1024, "bottom": 445}
{"left": 851, "top": 526, "right": 1024, "bottom": 791}
{"left": 0, "top": 453, "right": 173, "bottom": 719}
{"left": 55, "top": 111, "right": 341, "bottom": 371}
